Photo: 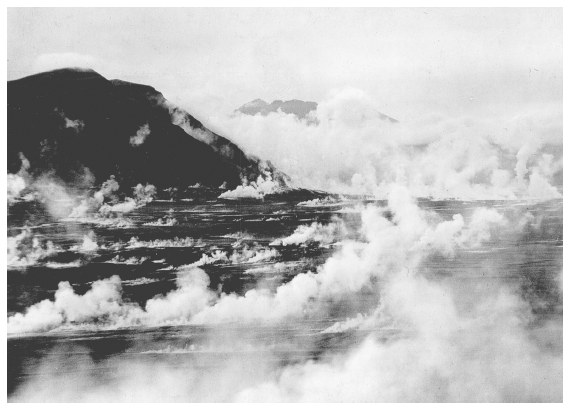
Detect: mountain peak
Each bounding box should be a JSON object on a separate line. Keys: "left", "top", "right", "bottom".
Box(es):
{"left": 236, "top": 99, "right": 318, "bottom": 119}
{"left": 13, "top": 67, "right": 103, "bottom": 83}
{"left": 8, "top": 68, "right": 289, "bottom": 194}
{"left": 249, "top": 98, "right": 268, "bottom": 105}
{"left": 235, "top": 98, "right": 398, "bottom": 123}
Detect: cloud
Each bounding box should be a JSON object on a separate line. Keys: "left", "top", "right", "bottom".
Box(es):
{"left": 270, "top": 220, "right": 345, "bottom": 247}
{"left": 54, "top": 108, "right": 85, "bottom": 132}
{"left": 209, "top": 87, "right": 562, "bottom": 200}
{"left": 68, "top": 178, "right": 157, "bottom": 218}
{"left": 7, "top": 153, "right": 32, "bottom": 203}
{"left": 7, "top": 188, "right": 525, "bottom": 332}
{"left": 130, "top": 123, "right": 151, "bottom": 146}
{"left": 7, "top": 173, "right": 27, "bottom": 203}
{"left": 218, "top": 170, "right": 280, "bottom": 200}
{"left": 7, "top": 228, "right": 63, "bottom": 270}
{"left": 33, "top": 52, "right": 97, "bottom": 73}
{"left": 8, "top": 187, "right": 562, "bottom": 402}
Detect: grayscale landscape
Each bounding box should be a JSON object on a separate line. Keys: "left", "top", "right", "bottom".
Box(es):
{"left": 6, "top": 8, "right": 563, "bottom": 402}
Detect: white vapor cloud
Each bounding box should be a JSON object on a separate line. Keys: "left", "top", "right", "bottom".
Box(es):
{"left": 8, "top": 9, "right": 561, "bottom": 121}
{"left": 32, "top": 52, "right": 97, "bottom": 74}
{"left": 6, "top": 8, "right": 562, "bottom": 403}
{"left": 130, "top": 123, "right": 151, "bottom": 146}
{"left": 8, "top": 187, "right": 562, "bottom": 402}
{"left": 218, "top": 171, "right": 280, "bottom": 200}
{"left": 209, "top": 87, "right": 562, "bottom": 200}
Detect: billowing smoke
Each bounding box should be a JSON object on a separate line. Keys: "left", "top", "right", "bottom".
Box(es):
{"left": 8, "top": 150, "right": 156, "bottom": 223}
{"left": 165, "top": 100, "right": 217, "bottom": 146}
{"left": 69, "top": 176, "right": 156, "bottom": 218}
{"left": 132, "top": 183, "right": 157, "bottom": 204}
{"left": 143, "top": 216, "right": 178, "bottom": 226}
{"left": 13, "top": 187, "right": 513, "bottom": 331}
{"left": 209, "top": 87, "right": 562, "bottom": 200}
{"left": 68, "top": 231, "right": 99, "bottom": 253}
{"left": 270, "top": 219, "right": 345, "bottom": 246}
{"left": 7, "top": 173, "right": 28, "bottom": 203}
{"left": 130, "top": 123, "right": 151, "bottom": 146}
{"left": 297, "top": 195, "right": 349, "bottom": 207}
{"left": 182, "top": 244, "right": 280, "bottom": 269}
{"left": 7, "top": 227, "right": 104, "bottom": 270}
{"left": 7, "top": 153, "right": 32, "bottom": 204}
{"left": 32, "top": 175, "right": 86, "bottom": 219}
{"left": 7, "top": 228, "right": 63, "bottom": 269}
{"left": 219, "top": 170, "right": 280, "bottom": 199}
{"left": 6, "top": 85, "right": 562, "bottom": 402}
{"left": 64, "top": 117, "right": 84, "bottom": 132}
{"left": 8, "top": 186, "right": 561, "bottom": 401}
{"left": 55, "top": 108, "right": 84, "bottom": 133}
{"left": 8, "top": 153, "right": 94, "bottom": 220}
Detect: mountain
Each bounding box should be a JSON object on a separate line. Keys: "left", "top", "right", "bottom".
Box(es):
{"left": 236, "top": 99, "right": 318, "bottom": 119}
{"left": 7, "top": 68, "right": 289, "bottom": 193}
{"left": 235, "top": 99, "right": 399, "bottom": 123}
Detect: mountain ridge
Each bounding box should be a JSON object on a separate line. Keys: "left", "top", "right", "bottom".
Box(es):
{"left": 236, "top": 99, "right": 318, "bottom": 119}
{"left": 235, "top": 98, "right": 399, "bottom": 123}
{"left": 7, "top": 68, "right": 289, "bottom": 194}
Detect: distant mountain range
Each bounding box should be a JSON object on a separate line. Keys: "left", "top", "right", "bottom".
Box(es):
{"left": 236, "top": 99, "right": 318, "bottom": 119}
{"left": 7, "top": 68, "right": 289, "bottom": 193}
{"left": 235, "top": 99, "right": 398, "bottom": 123}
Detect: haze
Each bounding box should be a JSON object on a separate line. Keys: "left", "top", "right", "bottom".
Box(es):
{"left": 7, "top": 8, "right": 562, "bottom": 122}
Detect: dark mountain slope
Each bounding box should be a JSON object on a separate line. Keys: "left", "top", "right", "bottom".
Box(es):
{"left": 8, "top": 68, "right": 287, "bottom": 192}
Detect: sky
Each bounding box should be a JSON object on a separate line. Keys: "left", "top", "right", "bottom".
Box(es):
{"left": 7, "top": 8, "right": 563, "bottom": 123}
